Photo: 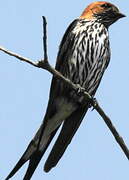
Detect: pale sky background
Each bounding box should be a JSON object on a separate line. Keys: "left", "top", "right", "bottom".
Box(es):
{"left": 0, "top": 1, "right": 129, "bottom": 180}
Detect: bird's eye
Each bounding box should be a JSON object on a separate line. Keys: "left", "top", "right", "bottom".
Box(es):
{"left": 101, "top": 4, "right": 111, "bottom": 8}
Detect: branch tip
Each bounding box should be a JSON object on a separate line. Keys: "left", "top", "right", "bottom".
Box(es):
{"left": 42, "top": 16, "right": 48, "bottom": 62}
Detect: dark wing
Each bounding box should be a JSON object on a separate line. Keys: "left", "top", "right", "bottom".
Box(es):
{"left": 40, "top": 19, "right": 79, "bottom": 125}
{"left": 42, "top": 19, "right": 91, "bottom": 172}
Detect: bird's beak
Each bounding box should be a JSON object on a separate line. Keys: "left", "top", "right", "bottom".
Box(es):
{"left": 117, "top": 12, "right": 126, "bottom": 18}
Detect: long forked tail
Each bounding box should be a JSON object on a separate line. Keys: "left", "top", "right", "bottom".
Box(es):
{"left": 5, "top": 126, "right": 59, "bottom": 180}
{"left": 44, "top": 105, "right": 88, "bottom": 172}
{"left": 6, "top": 105, "right": 89, "bottom": 179}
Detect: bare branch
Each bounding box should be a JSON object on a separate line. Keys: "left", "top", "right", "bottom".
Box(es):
{"left": 0, "top": 16, "right": 129, "bottom": 161}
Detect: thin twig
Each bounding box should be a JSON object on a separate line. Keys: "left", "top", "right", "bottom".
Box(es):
{"left": 0, "top": 46, "right": 38, "bottom": 67}
{"left": 0, "top": 17, "right": 129, "bottom": 161}
{"left": 42, "top": 16, "right": 48, "bottom": 62}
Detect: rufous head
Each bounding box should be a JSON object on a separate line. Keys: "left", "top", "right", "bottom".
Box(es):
{"left": 80, "top": 1, "right": 125, "bottom": 26}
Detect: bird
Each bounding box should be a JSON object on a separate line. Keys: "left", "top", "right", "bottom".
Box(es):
{"left": 6, "top": 1, "right": 125, "bottom": 180}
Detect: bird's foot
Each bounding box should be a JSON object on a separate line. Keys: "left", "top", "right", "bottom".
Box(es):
{"left": 76, "top": 84, "right": 85, "bottom": 96}
{"left": 91, "top": 97, "right": 98, "bottom": 111}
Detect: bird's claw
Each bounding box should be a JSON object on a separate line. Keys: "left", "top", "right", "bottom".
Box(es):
{"left": 91, "top": 97, "right": 98, "bottom": 111}
{"left": 76, "top": 84, "right": 85, "bottom": 96}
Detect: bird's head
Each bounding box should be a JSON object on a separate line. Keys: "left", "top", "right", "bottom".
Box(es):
{"left": 80, "top": 1, "right": 125, "bottom": 27}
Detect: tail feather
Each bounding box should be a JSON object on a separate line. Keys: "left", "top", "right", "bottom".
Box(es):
{"left": 6, "top": 127, "right": 59, "bottom": 180}
{"left": 5, "top": 140, "right": 36, "bottom": 180}
{"left": 23, "top": 150, "right": 44, "bottom": 180}
{"left": 44, "top": 105, "right": 88, "bottom": 172}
